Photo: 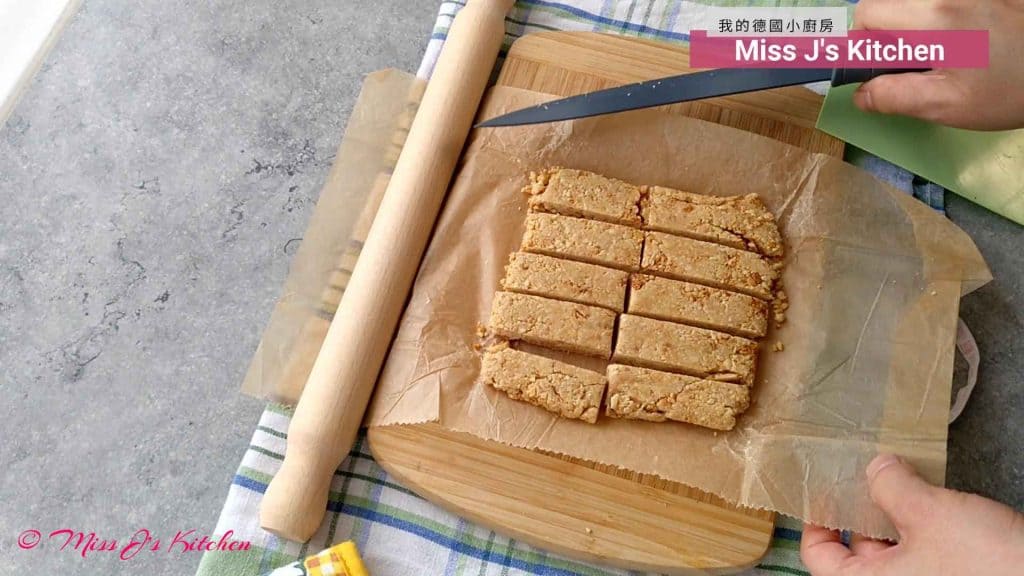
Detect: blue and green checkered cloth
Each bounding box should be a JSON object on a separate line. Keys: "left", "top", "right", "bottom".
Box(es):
{"left": 197, "top": 2, "right": 946, "bottom": 575}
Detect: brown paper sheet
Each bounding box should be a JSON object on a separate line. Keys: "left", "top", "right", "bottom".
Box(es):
{"left": 367, "top": 86, "right": 992, "bottom": 538}
{"left": 241, "top": 69, "right": 425, "bottom": 402}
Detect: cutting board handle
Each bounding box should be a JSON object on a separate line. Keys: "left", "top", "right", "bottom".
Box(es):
{"left": 259, "top": 0, "right": 514, "bottom": 542}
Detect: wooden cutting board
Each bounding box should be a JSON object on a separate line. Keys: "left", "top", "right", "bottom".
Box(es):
{"left": 368, "top": 31, "right": 843, "bottom": 575}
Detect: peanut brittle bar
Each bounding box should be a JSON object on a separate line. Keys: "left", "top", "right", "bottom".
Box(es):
{"left": 613, "top": 314, "right": 758, "bottom": 386}
{"left": 481, "top": 344, "right": 606, "bottom": 423}
{"left": 522, "top": 212, "right": 643, "bottom": 271}
{"left": 502, "top": 251, "right": 628, "bottom": 311}
{"left": 488, "top": 291, "right": 615, "bottom": 358}
{"left": 628, "top": 274, "right": 769, "bottom": 338}
{"left": 641, "top": 231, "right": 776, "bottom": 300}
{"left": 527, "top": 168, "right": 642, "bottom": 227}
{"left": 641, "top": 187, "right": 784, "bottom": 257}
{"left": 606, "top": 364, "right": 750, "bottom": 430}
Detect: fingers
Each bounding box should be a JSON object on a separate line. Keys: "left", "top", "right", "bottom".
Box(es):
{"left": 853, "top": 72, "right": 966, "bottom": 125}
{"left": 855, "top": 0, "right": 967, "bottom": 30}
{"left": 849, "top": 534, "right": 892, "bottom": 558}
{"left": 853, "top": 0, "right": 916, "bottom": 30}
{"left": 802, "top": 456, "right": 938, "bottom": 574}
{"left": 801, "top": 525, "right": 900, "bottom": 576}
{"left": 801, "top": 523, "right": 853, "bottom": 576}
{"left": 853, "top": 0, "right": 947, "bottom": 31}
{"left": 866, "top": 454, "right": 939, "bottom": 532}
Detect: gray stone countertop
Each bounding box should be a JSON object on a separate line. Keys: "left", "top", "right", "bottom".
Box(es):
{"left": 0, "top": 1, "right": 1020, "bottom": 575}
{"left": 0, "top": 1, "right": 434, "bottom": 574}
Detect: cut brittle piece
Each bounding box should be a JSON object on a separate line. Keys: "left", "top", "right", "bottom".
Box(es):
{"left": 527, "top": 168, "right": 643, "bottom": 227}
{"left": 502, "top": 251, "right": 628, "bottom": 312}
{"left": 481, "top": 344, "right": 606, "bottom": 424}
{"left": 641, "top": 186, "right": 784, "bottom": 257}
{"left": 606, "top": 364, "right": 749, "bottom": 431}
{"left": 628, "top": 274, "right": 768, "bottom": 338}
{"left": 613, "top": 314, "right": 759, "bottom": 387}
{"left": 641, "top": 231, "right": 776, "bottom": 300}
{"left": 522, "top": 212, "right": 643, "bottom": 271}
{"left": 488, "top": 291, "right": 616, "bottom": 358}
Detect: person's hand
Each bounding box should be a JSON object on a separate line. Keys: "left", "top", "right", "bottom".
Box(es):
{"left": 852, "top": 0, "right": 1024, "bottom": 130}
{"left": 800, "top": 454, "right": 1024, "bottom": 576}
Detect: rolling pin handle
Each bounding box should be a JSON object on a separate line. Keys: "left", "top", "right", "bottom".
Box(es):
{"left": 261, "top": 446, "right": 331, "bottom": 540}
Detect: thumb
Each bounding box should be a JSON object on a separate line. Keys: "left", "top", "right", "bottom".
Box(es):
{"left": 867, "top": 454, "right": 940, "bottom": 532}
{"left": 853, "top": 72, "right": 962, "bottom": 125}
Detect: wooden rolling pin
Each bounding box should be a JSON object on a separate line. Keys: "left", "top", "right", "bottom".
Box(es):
{"left": 260, "top": 0, "right": 515, "bottom": 542}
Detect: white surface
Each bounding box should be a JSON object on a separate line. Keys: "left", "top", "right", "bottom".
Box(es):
{"left": 0, "top": 0, "right": 77, "bottom": 124}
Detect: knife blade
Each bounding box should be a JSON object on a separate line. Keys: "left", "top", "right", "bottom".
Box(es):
{"left": 477, "top": 68, "right": 919, "bottom": 128}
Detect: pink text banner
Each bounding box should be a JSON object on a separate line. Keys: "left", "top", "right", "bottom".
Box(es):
{"left": 690, "top": 30, "right": 989, "bottom": 69}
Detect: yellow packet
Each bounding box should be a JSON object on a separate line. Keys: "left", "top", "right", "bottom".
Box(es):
{"left": 264, "top": 541, "right": 368, "bottom": 576}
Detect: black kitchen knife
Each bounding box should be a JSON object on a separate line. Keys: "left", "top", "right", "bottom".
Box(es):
{"left": 476, "top": 68, "right": 920, "bottom": 128}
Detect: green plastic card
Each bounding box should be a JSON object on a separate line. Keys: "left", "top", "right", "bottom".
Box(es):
{"left": 817, "top": 83, "right": 1024, "bottom": 225}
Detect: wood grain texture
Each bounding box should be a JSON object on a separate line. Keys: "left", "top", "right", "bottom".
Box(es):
{"left": 373, "top": 424, "right": 776, "bottom": 573}
{"left": 369, "top": 31, "right": 845, "bottom": 574}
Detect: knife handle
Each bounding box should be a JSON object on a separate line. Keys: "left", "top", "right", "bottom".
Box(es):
{"left": 830, "top": 68, "right": 930, "bottom": 87}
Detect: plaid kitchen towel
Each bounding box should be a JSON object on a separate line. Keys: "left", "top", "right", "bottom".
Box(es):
{"left": 199, "top": 2, "right": 948, "bottom": 576}
{"left": 197, "top": 406, "right": 811, "bottom": 576}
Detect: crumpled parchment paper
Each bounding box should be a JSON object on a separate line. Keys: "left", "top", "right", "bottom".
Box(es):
{"left": 365, "top": 85, "right": 991, "bottom": 538}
